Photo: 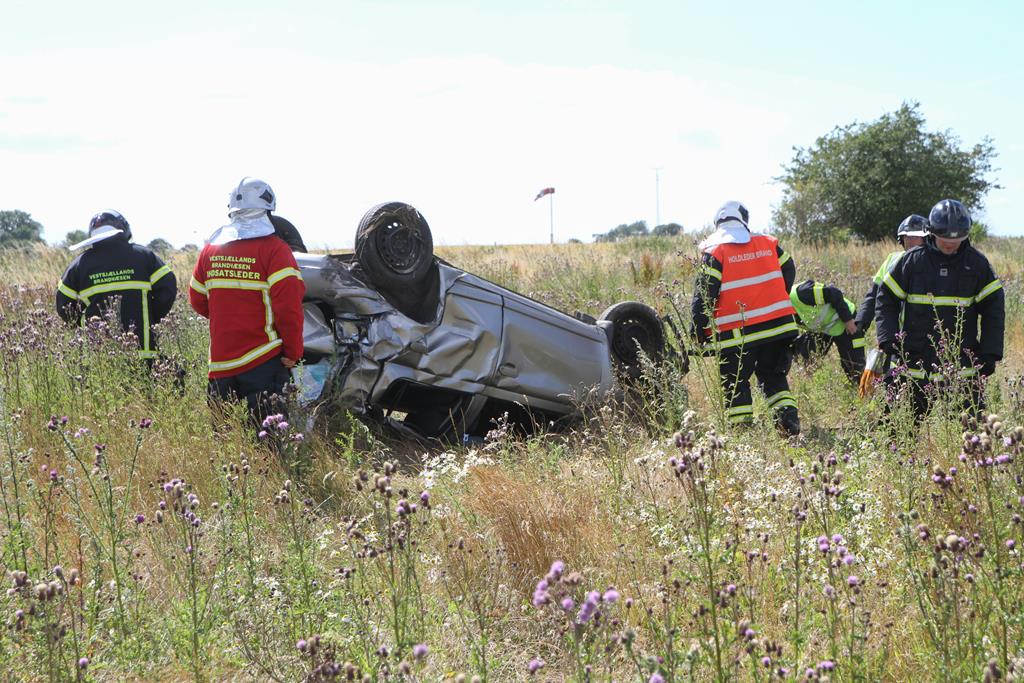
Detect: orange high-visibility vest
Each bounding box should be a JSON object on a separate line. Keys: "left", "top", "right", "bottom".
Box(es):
{"left": 709, "top": 235, "right": 795, "bottom": 332}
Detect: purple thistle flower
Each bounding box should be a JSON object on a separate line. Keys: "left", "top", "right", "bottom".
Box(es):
{"left": 527, "top": 658, "right": 545, "bottom": 674}
{"left": 1007, "top": 539, "right": 1016, "bottom": 550}
{"left": 561, "top": 597, "right": 575, "bottom": 611}
{"left": 412, "top": 643, "right": 428, "bottom": 660}
{"left": 78, "top": 657, "right": 89, "bottom": 669}
{"left": 847, "top": 575, "right": 859, "bottom": 587}
{"left": 819, "top": 660, "right": 835, "bottom": 672}
{"left": 277, "top": 421, "right": 290, "bottom": 432}
{"left": 134, "top": 514, "right": 145, "bottom": 524}
{"left": 650, "top": 674, "right": 665, "bottom": 683}
{"left": 602, "top": 588, "right": 620, "bottom": 603}
{"left": 297, "top": 639, "right": 308, "bottom": 652}
{"left": 761, "top": 656, "right": 771, "bottom": 667}
{"left": 547, "top": 560, "right": 565, "bottom": 581}
{"left": 258, "top": 430, "right": 269, "bottom": 440}
{"left": 420, "top": 490, "right": 430, "bottom": 505}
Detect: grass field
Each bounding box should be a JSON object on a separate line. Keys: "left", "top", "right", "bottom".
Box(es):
{"left": 1, "top": 234, "right": 1023, "bottom": 682}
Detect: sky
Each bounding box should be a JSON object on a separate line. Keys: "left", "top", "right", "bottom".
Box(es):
{"left": 2, "top": 0, "right": 1022, "bottom": 248}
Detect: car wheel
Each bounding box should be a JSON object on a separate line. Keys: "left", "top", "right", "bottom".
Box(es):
{"left": 599, "top": 301, "right": 665, "bottom": 380}
{"left": 355, "top": 202, "right": 434, "bottom": 291}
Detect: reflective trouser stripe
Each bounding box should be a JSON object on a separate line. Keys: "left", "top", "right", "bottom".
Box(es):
{"left": 727, "top": 405, "right": 754, "bottom": 424}
{"left": 766, "top": 391, "right": 797, "bottom": 410}
{"left": 851, "top": 336, "right": 866, "bottom": 349}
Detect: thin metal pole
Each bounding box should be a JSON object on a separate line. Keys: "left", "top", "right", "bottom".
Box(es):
{"left": 654, "top": 167, "right": 662, "bottom": 228}
{"left": 549, "top": 193, "right": 554, "bottom": 244}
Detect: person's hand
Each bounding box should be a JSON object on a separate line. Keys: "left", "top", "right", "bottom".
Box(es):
{"left": 845, "top": 319, "right": 858, "bottom": 335}
{"left": 980, "top": 357, "right": 997, "bottom": 377}
{"left": 281, "top": 357, "right": 297, "bottom": 369}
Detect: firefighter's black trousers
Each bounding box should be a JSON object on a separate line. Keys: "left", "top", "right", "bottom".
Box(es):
{"left": 718, "top": 338, "right": 797, "bottom": 426}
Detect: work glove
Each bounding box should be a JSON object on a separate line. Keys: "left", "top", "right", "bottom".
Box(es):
{"left": 858, "top": 348, "right": 886, "bottom": 399}
{"left": 980, "top": 357, "right": 998, "bottom": 377}
{"left": 879, "top": 340, "right": 897, "bottom": 357}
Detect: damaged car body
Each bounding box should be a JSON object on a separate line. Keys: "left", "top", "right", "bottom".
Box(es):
{"left": 296, "top": 202, "right": 664, "bottom": 441}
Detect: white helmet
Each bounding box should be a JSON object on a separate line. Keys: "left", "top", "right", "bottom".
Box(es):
{"left": 228, "top": 177, "right": 276, "bottom": 212}
{"left": 714, "top": 200, "right": 750, "bottom": 228}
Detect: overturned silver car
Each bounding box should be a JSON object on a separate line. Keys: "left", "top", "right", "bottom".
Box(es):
{"left": 296, "top": 202, "right": 664, "bottom": 441}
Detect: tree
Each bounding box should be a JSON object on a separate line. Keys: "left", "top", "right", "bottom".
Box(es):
{"left": 652, "top": 222, "right": 683, "bottom": 237}
{"left": 773, "top": 102, "right": 999, "bottom": 242}
{"left": 0, "top": 210, "right": 44, "bottom": 247}
{"left": 594, "top": 220, "right": 649, "bottom": 242}
{"left": 63, "top": 229, "right": 88, "bottom": 247}
{"left": 180, "top": 243, "right": 199, "bottom": 253}
{"left": 147, "top": 238, "right": 174, "bottom": 255}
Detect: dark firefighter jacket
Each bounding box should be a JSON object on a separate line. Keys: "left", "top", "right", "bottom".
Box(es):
{"left": 875, "top": 238, "right": 1004, "bottom": 371}
{"left": 56, "top": 235, "right": 178, "bottom": 358}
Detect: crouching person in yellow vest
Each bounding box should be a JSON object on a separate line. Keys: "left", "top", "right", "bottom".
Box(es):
{"left": 690, "top": 201, "right": 801, "bottom": 436}
{"left": 789, "top": 280, "right": 865, "bottom": 385}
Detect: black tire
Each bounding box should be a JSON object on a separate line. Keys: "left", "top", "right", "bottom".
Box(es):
{"left": 354, "top": 202, "right": 434, "bottom": 291}
{"left": 599, "top": 301, "right": 665, "bottom": 380}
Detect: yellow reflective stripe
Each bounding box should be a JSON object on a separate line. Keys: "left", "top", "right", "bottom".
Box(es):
{"left": 906, "top": 294, "right": 973, "bottom": 307}
{"left": 727, "top": 405, "right": 753, "bottom": 416}
{"left": 882, "top": 272, "right": 907, "bottom": 300}
{"left": 716, "top": 321, "right": 799, "bottom": 349}
{"left": 778, "top": 250, "right": 791, "bottom": 266}
{"left": 190, "top": 276, "right": 208, "bottom": 296}
{"left": 812, "top": 282, "right": 824, "bottom": 306}
{"left": 974, "top": 279, "right": 1002, "bottom": 304}
{"left": 205, "top": 278, "right": 269, "bottom": 290}
{"left": 138, "top": 350, "right": 159, "bottom": 359}
{"left": 906, "top": 367, "right": 979, "bottom": 381}
{"left": 766, "top": 391, "right": 795, "bottom": 407}
{"left": 851, "top": 337, "right": 866, "bottom": 349}
{"left": 208, "top": 339, "right": 283, "bottom": 372}
{"left": 78, "top": 280, "right": 151, "bottom": 303}
{"left": 57, "top": 281, "right": 80, "bottom": 300}
{"left": 149, "top": 264, "right": 173, "bottom": 284}
{"left": 728, "top": 412, "right": 754, "bottom": 424}
{"left": 262, "top": 289, "right": 278, "bottom": 343}
{"left": 701, "top": 265, "right": 723, "bottom": 281}
{"left": 266, "top": 267, "right": 303, "bottom": 287}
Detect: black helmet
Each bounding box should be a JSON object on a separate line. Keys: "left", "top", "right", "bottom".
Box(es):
{"left": 928, "top": 199, "right": 971, "bottom": 239}
{"left": 88, "top": 210, "right": 132, "bottom": 241}
{"left": 896, "top": 214, "right": 929, "bottom": 242}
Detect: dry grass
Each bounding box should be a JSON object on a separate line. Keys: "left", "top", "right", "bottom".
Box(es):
{"left": 466, "top": 464, "right": 618, "bottom": 591}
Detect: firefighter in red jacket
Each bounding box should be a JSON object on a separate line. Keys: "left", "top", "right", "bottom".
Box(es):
{"left": 690, "top": 201, "right": 800, "bottom": 435}
{"left": 189, "top": 178, "right": 305, "bottom": 426}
